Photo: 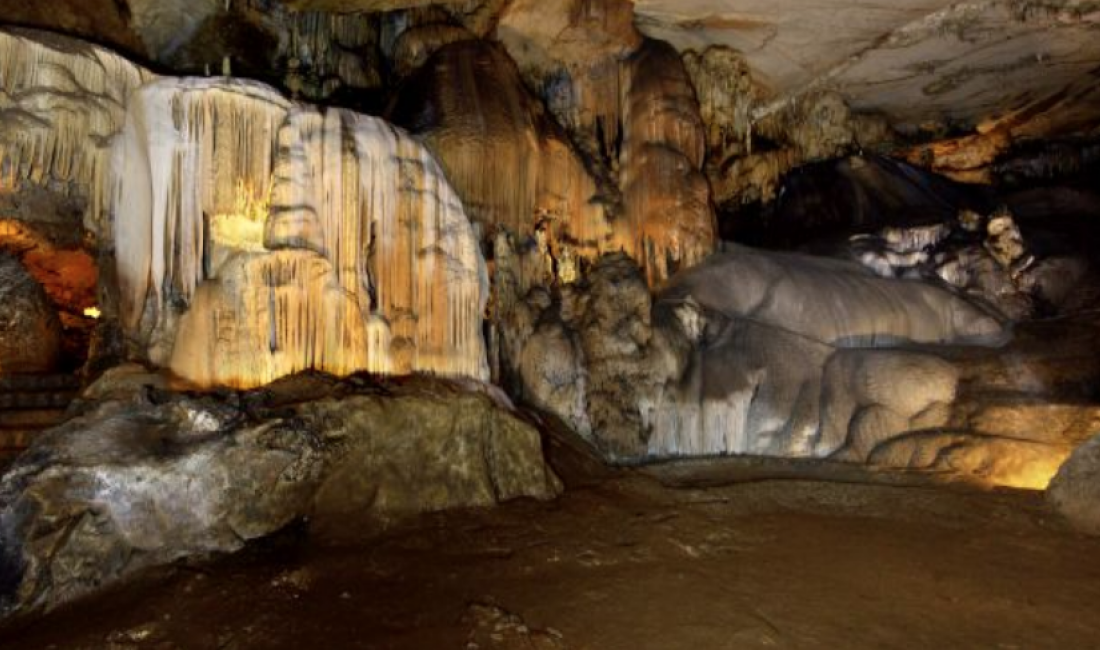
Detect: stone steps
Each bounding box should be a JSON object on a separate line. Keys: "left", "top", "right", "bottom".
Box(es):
{"left": 0, "top": 373, "right": 81, "bottom": 460}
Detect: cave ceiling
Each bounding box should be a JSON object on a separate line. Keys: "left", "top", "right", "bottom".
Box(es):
{"left": 634, "top": 0, "right": 1100, "bottom": 134}
{"left": 283, "top": 0, "right": 1100, "bottom": 135}
{"left": 2, "top": 0, "right": 1099, "bottom": 137}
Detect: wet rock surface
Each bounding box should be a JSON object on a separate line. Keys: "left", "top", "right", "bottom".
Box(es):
{"left": 0, "top": 368, "right": 560, "bottom": 617}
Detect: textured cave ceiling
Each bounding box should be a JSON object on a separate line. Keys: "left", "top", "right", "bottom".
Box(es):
{"left": 634, "top": 0, "right": 1100, "bottom": 133}
{"left": 2, "top": 0, "right": 1099, "bottom": 137}
{"left": 270, "top": 0, "right": 1100, "bottom": 134}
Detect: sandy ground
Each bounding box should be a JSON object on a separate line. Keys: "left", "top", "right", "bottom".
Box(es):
{"left": 1, "top": 448, "right": 1099, "bottom": 650}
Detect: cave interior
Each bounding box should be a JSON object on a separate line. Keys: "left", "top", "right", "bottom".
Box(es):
{"left": 0, "top": 0, "right": 1100, "bottom": 648}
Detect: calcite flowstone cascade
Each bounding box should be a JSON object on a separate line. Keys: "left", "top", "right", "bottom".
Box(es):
{"left": 111, "top": 78, "right": 488, "bottom": 388}
{"left": 0, "top": 29, "right": 489, "bottom": 388}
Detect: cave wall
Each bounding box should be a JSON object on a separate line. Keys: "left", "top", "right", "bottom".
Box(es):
{"left": 1, "top": 0, "right": 1099, "bottom": 490}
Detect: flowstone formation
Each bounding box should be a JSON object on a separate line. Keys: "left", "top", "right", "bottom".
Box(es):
{"left": 387, "top": 39, "right": 611, "bottom": 289}
{"left": 507, "top": 248, "right": 1084, "bottom": 488}
{"left": 113, "top": 77, "right": 488, "bottom": 387}
{"left": 0, "top": 29, "right": 154, "bottom": 232}
{"left": 0, "top": 28, "right": 488, "bottom": 388}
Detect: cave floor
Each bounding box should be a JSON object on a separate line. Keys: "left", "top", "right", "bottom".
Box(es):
{"left": 3, "top": 455, "right": 1100, "bottom": 650}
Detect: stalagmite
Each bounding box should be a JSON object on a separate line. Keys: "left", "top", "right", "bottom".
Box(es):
{"left": 111, "top": 77, "right": 488, "bottom": 387}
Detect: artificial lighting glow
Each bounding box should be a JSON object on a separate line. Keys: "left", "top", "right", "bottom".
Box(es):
{"left": 83, "top": 306, "right": 101, "bottom": 319}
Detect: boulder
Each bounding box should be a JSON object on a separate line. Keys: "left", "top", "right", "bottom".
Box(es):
{"left": 1047, "top": 433, "right": 1100, "bottom": 535}
{"left": 0, "top": 254, "right": 62, "bottom": 373}
{"left": 0, "top": 371, "right": 560, "bottom": 617}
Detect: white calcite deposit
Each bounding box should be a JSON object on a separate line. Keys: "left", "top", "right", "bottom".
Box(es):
{"left": 111, "top": 77, "right": 488, "bottom": 387}
{"left": 1, "top": 29, "right": 488, "bottom": 389}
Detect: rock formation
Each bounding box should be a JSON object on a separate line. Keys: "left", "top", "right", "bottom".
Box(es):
{"left": 616, "top": 40, "right": 715, "bottom": 284}
{"left": 0, "top": 29, "right": 154, "bottom": 233}
{"left": 0, "top": 254, "right": 62, "bottom": 374}
{"left": 388, "top": 40, "right": 611, "bottom": 289}
{"left": 0, "top": 367, "right": 560, "bottom": 617}
{"left": 111, "top": 76, "right": 488, "bottom": 387}
{"left": 0, "top": 28, "right": 491, "bottom": 388}
{"left": 495, "top": 0, "right": 641, "bottom": 154}
{"left": 1048, "top": 432, "right": 1100, "bottom": 536}
{"left": 511, "top": 248, "right": 1008, "bottom": 461}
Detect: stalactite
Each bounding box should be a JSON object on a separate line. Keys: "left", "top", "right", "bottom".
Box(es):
{"left": 284, "top": 11, "right": 381, "bottom": 98}
{"left": 616, "top": 39, "right": 716, "bottom": 286}
{"left": 0, "top": 29, "right": 154, "bottom": 230}
{"left": 112, "top": 78, "right": 289, "bottom": 339}
{"left": 388, "top": 40, "right": 612, "bottom": 291}
{"left": 112, "top": 77, "right": 488, "bottom": 387}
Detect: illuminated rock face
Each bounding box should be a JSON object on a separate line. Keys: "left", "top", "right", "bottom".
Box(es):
{"left": 111, "top": 78, "right": 488, "bottom": 387}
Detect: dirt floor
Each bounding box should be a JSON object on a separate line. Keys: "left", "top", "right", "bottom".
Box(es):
{"left": 1, "top": 449, "right": 1099, "bottom": 650}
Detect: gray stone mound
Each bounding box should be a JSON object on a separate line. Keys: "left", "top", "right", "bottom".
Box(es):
{"left": 1047, "top": 433, "right": 1100, "bottom": 536}
{"left": 0, "top": 367, "right": 560, "bottom": 618}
